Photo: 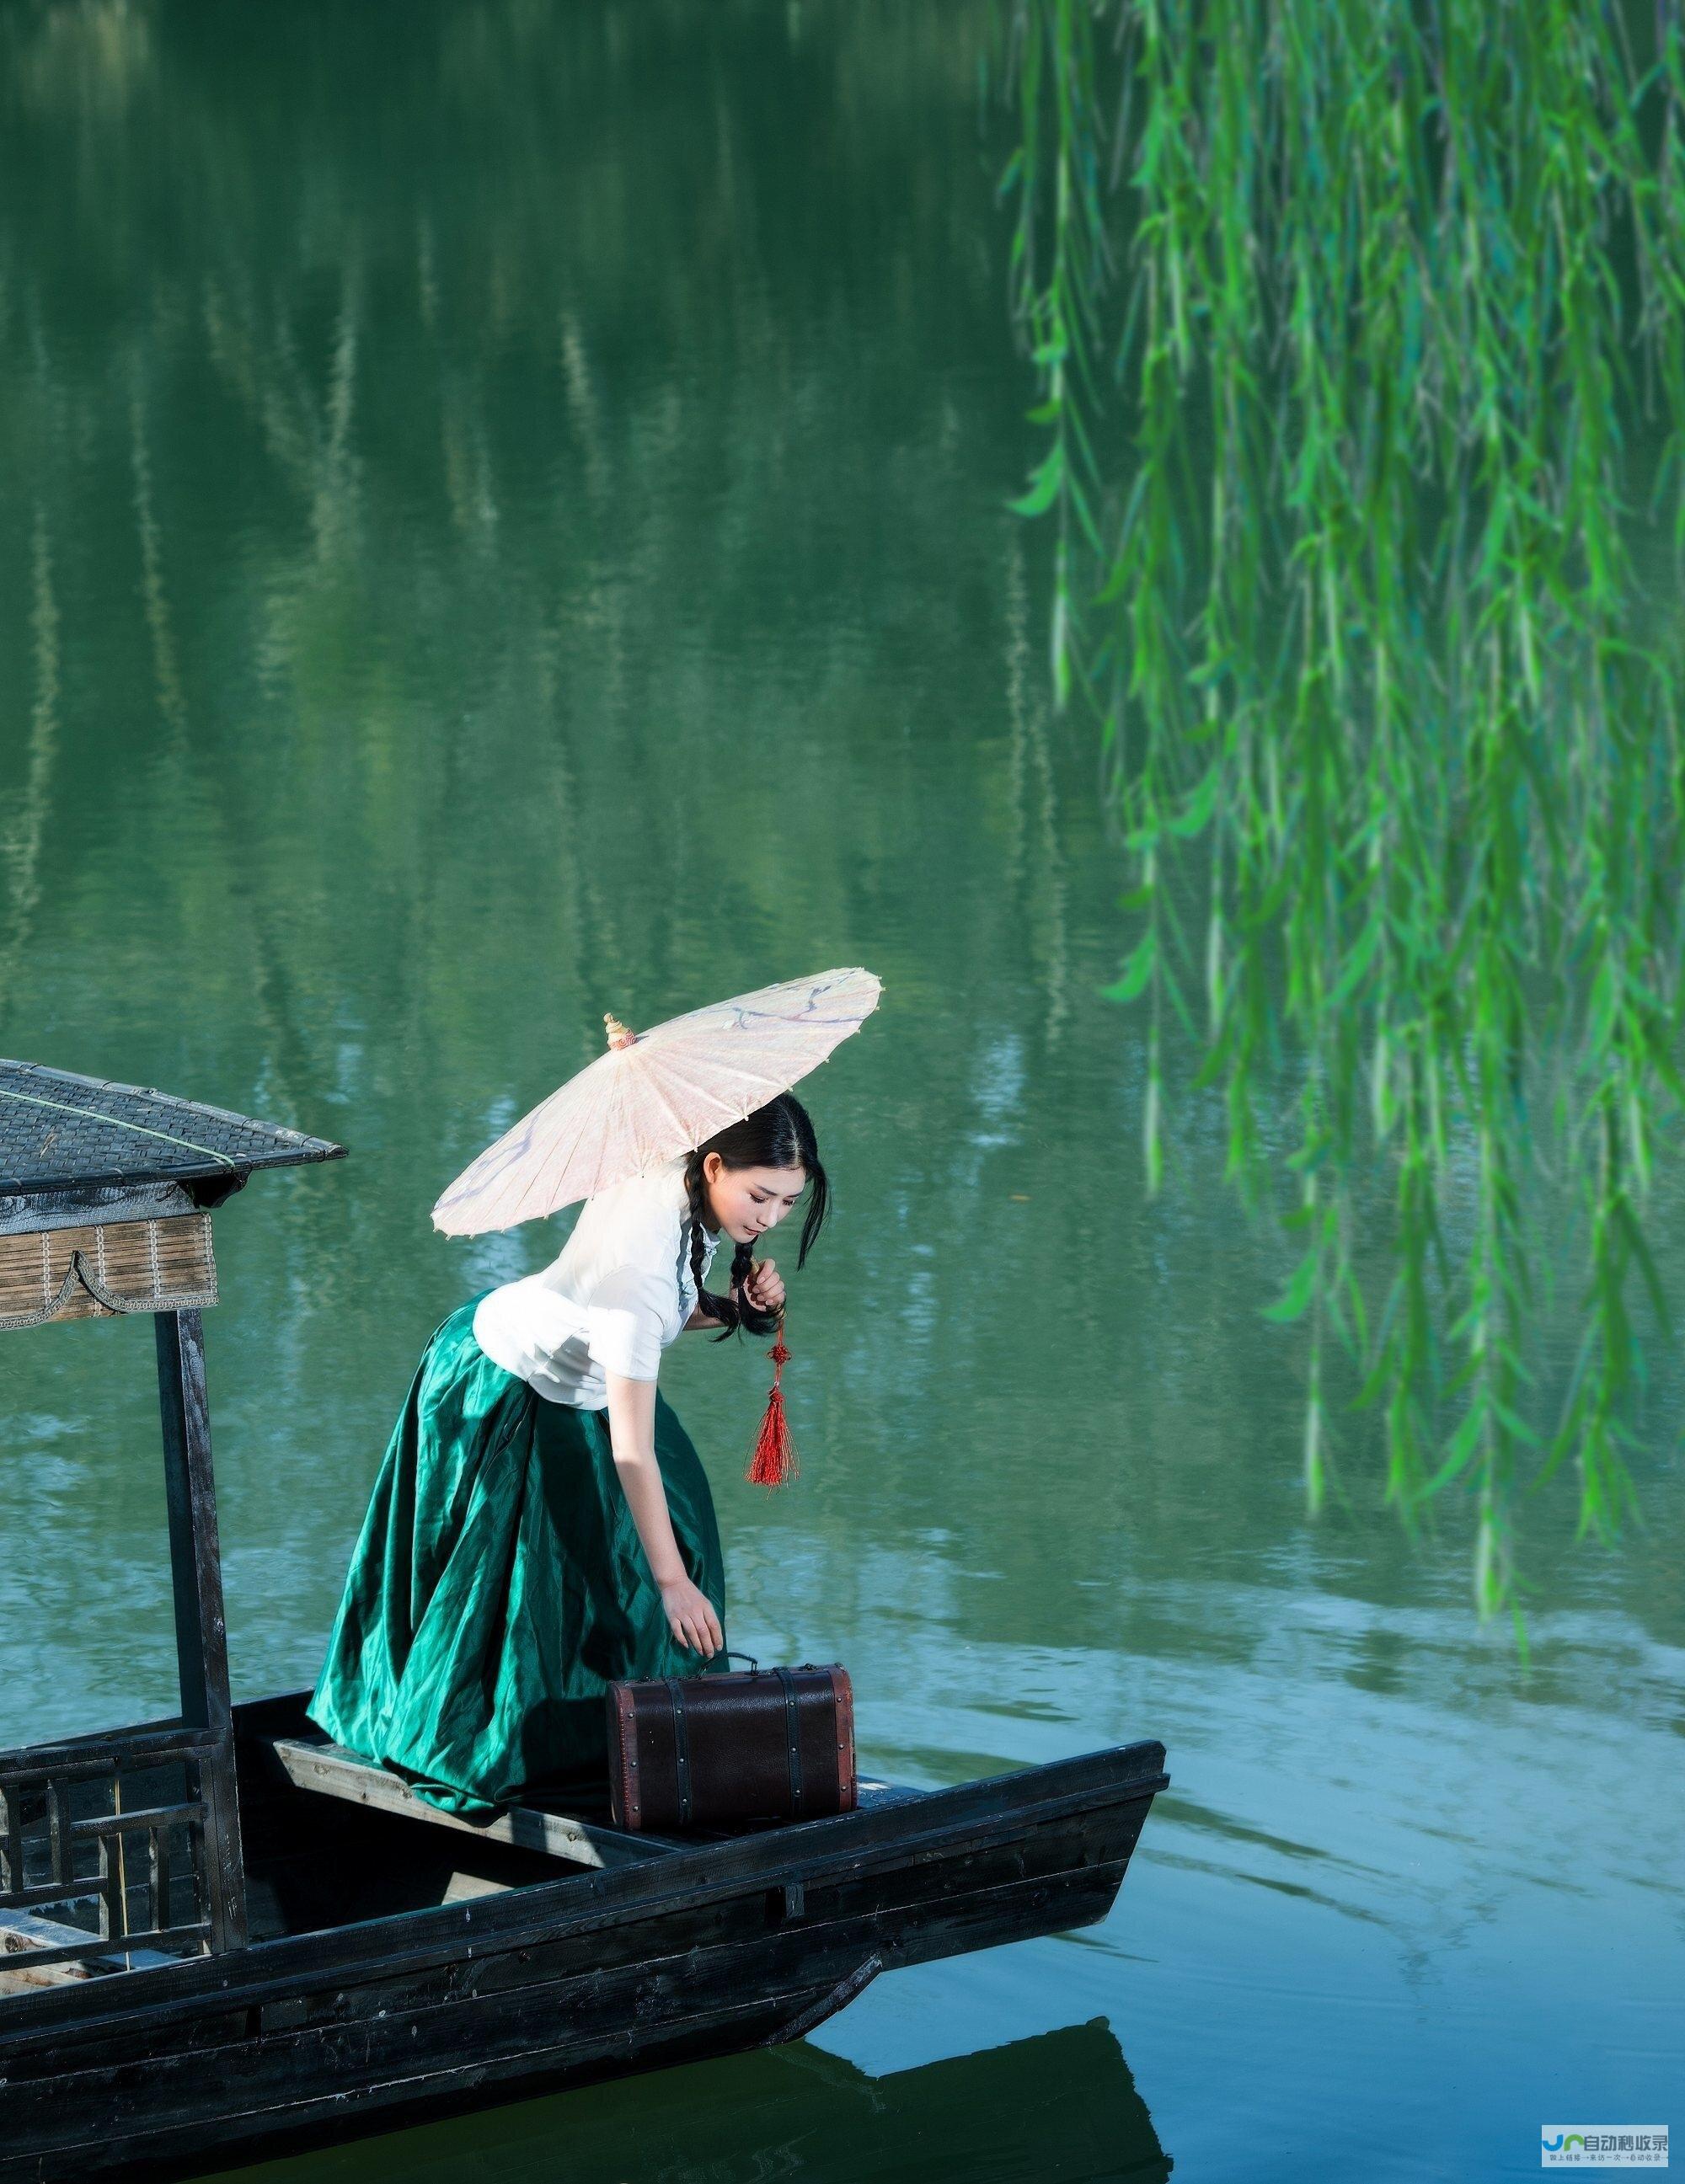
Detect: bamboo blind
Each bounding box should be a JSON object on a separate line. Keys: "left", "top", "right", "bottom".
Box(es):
{"left": 0, "top": 1214, "right": 217, "bottom": 1332}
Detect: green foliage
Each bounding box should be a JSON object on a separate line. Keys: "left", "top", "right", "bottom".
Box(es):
{"left": 998, "top": 0, "right": 1685, "bottom": 1637}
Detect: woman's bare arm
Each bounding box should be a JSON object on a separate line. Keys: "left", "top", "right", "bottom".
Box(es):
{"left": 602, "top": 1370, "right": 721, "bottom": 1654}
{"left": 602, "top": 1372, "right": 684, "bottom": 1582}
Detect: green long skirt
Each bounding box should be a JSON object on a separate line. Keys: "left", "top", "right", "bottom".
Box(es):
{"left": 307, "top": 1295, "right": 728, "bottom": 1818}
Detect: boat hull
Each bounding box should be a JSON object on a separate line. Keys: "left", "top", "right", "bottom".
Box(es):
{"left": 0, "top": 1711, "right": 1167, "bottom": 2181}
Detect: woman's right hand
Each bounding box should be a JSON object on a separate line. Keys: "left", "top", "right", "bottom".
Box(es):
{"left": 659, "top": 1573, "right": 723, "bottom": 1658}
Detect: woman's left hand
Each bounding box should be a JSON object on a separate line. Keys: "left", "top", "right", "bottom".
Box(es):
{"left": 742, "top": 1258, "right": 785, "bottom": 1314}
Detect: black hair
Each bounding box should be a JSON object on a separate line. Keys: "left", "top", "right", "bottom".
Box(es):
{"left": 682, "top": 1092, "right": 828, "bottom": 1342}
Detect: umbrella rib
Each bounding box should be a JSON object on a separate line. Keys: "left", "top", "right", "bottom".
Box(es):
{"left": 655, "top": 1055, "right": 791, "bottom": 1087}
{"left": 493, "top": 1063, "right": 604, "bottom": 1229}
{"left": 638, "top": 1066, "right": 696, "bottom": 1154}
{"left": 577, "top": 1062, "right": 625, "bottom": 1202}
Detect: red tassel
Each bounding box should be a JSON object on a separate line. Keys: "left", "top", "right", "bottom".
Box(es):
{"left": 745, "top": 1315, "right": 799, "bottom": 1487}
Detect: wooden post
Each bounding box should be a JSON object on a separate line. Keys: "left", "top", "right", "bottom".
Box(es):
{"left": 156, "top": 1308, "right": 248, "bottom": 1952}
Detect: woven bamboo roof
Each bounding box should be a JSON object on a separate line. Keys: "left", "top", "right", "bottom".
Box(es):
{"left": 0, "top": 1060, "right": 347, "bottom": 1197}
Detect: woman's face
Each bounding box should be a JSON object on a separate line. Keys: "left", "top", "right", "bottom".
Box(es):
{"left": 701, "top": 1154, "right": 806, "bottom": 1246}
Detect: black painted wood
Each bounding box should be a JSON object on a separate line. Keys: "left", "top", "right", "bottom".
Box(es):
{"left": 0, "top": 1725, "right": 221, "bottom": 1779}
{"left": 0, "top": 1687, "right": 1169, "bottom": 2182}
{"left": 0, "top": 1727, "right": 1165, "bottom": 2053}
{"left": 153, "top": 1311, "right": 246, "bottom": 1953}
{"left": 0, "top": 1737, "right": 223, "bottom": 1982}
{"left": 13, "top": 2004, "right": 1153, "bottom": 2184}
{"left": 0, "top": 1840, "right": 1138, "bottom": 2179}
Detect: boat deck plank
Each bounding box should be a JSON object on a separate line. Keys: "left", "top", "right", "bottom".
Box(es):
{"left": 256, "top": 1733, "right": 675, "bottom": 1868}
{"left": 254, "top": 1728, "right": 922, "bottom": 1869}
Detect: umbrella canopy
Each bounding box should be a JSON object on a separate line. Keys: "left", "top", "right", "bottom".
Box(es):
{"left": 431, "top": 966, "right": 880, "bottom": 1236}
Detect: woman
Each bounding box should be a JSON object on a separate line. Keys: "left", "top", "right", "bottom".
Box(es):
{"left": 308, "top": 1092, "right": 829, "bottom": 1818}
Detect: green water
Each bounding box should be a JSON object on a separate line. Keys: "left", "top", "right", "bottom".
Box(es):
{"left": 1, "top": 6, "right": 1679, "bottom": 2180}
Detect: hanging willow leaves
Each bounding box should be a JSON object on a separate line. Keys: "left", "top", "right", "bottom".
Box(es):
{"left": 998, "top": 0, "right": 1685, "bottom": 1647}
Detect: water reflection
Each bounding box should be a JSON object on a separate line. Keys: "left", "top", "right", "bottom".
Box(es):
{"left": 207, "top": 2018, "right": 1169, "bottom": 2184}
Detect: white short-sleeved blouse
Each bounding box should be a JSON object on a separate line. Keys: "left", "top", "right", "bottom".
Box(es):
{"left": 470, "top": 1154, "right": 719, "bottom": 1408}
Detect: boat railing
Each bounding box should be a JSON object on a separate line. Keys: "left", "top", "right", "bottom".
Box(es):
{"left": 0, "top": 1722, "right": 231, "bottom": 1984}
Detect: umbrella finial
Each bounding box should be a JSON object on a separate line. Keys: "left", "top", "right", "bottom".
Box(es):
{"left": 603, "top": 1013, "right": 638, "bottom": 1052}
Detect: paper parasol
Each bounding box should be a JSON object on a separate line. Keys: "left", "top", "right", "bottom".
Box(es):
{"left": 431, "top": 965, "right": 880, "bottom": 1236}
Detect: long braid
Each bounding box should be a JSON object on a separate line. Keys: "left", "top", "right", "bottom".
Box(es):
{"left": 683, "top": 1153, "right": 778, "bottom": 1342}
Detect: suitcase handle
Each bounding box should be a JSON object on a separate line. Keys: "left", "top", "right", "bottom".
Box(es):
{"left": 718, "top": 1652, "right": 834, "bottom": 1675}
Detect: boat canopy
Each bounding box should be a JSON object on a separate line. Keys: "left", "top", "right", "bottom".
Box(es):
{"left": 0, "top": 1059, "right": 345, "bottom": 1205}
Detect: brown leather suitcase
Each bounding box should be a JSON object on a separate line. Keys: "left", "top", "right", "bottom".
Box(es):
{"left": 605, "top": 1651, "right": 855, "bottom": 1830}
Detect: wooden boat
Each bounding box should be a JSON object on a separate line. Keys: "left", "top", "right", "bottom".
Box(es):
{"left": 0, "top": 1059, "right": 1169, "bottom": 2182}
